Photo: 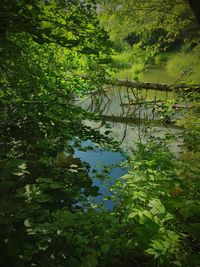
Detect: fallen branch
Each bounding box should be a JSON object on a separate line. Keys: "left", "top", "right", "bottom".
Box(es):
{"left": 104, "top": 78, "right": 200, "bottom": 92}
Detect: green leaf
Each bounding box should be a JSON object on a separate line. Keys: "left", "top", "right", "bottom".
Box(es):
{"left": 101, "top": 244, "right": 110, "bottom": 254}
{"left": 185, "top": 223, "right": 200, "bottom": 241}
{"left": 38, "top": 242, "right": 49, "bottom": 251}
{"left": 180, "top": 200, "right": 200, "bottom": 220}
{"left": 82, "top": 255, "right": 98, "bottom": 267}
{"left": 24, "top": 219, "right": 31, "bottom": 228}
{"left": 145, "top": 248, "right": 156, "bottom": 255}
{"left": 148, "top": 199, "right": 166, "bottom": 215}
{"left": 55, "top": 210, "right": 76, "bottom": 227}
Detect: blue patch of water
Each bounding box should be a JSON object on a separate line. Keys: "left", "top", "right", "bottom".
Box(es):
{"left": 74, "top": 140, "right": 127, "bottom": 209}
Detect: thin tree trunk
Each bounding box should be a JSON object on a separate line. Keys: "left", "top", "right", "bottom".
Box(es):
{"left": 188, "top": 0, "right": 200, "bottom": 25}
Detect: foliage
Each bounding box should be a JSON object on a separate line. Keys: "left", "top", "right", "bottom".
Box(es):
{"left": 111, "top": 51, "right": 133, "bottom": 69}
{"left": 176, "top": 102, "right": 200, "bottom": 151}
{"left": 130, "top": 63, "right": 145, "bottom": 81}
{"left": 98, "top": 0, "right": 200, "bottom": 61}
{"left": 97, "top": 1, "right": 200, "bottom": 85}
{"left": 107, "top": 130, "right": 200, "bottom": 266}
{"left": 154, "top": 52, "right": 171, "bottom": 65}
{"left": 0, "top": 1, "right": 115, "bottom": 266}
{"left": 166, "top": 45, "right": 200, "bottom": 83}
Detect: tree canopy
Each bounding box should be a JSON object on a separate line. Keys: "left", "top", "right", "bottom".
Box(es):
{"left": 0, "top": 1, "right": 114, "bottom": 265}
{"left": 98, "top": 0, "right": 200, "bottom": 59}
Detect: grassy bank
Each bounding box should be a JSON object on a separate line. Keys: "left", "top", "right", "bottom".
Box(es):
{"left": 110, "top": 47, "right": 200, "bottom": 85}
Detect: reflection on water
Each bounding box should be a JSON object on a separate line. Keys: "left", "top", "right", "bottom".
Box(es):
{"left": 83, "top": 119, "right": 182, "bottom": 154}
{"left": 142, "top": 66, "right": 177, "bottom": 84}
{"left": 73, "top": 120, "right": 182, "bottom": 209}
{"left": 78, "top": 85, "right": 178, "bottom": 121}
{"left": 74, "top": 86, "right": 183, "bottom": 208}
{"left": 117, "top": 65, "right": 178, "bottom": 84}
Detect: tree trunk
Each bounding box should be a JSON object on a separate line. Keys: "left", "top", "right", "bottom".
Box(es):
{"left": 188, "top": 0, "right": 200, "bottom": 25}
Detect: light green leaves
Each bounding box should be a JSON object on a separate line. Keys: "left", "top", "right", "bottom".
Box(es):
{"left": 128, "top": 209, "right": 153, "bottom": 224}
{"left": 148, "top": 199, "right": 166, "bottom": 215}
{"left": 24, "top": 218, "right": 31, "bottom": 228}
{"left": 146, "top": 231, "right": 183, "bottom": 265}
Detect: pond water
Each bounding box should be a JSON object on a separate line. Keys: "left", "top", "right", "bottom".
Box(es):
{"left": 141, "top": 66, "right": 178, "bottom": 84}
{"left": 117, "top": 65, "right": 178, "bottom": 84}
{"left": 74, "top": 85, "right": 183, "bottom": 208}
{"left": 74, "top": 140, "right": 127, "bottom": 209}
{"left": 78, "top": 85, "right": 180, "bottom": 121}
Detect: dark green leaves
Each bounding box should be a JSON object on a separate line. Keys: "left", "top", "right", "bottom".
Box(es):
{"left": 0, "top": 1, "right": 113, "bottom": 266}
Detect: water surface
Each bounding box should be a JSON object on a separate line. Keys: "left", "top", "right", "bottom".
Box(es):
{"left": 74, "top": 140, "right": 127, "bottom": 209}
{"left": 75, "top": 84, "right": 183, "bottom": 208}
